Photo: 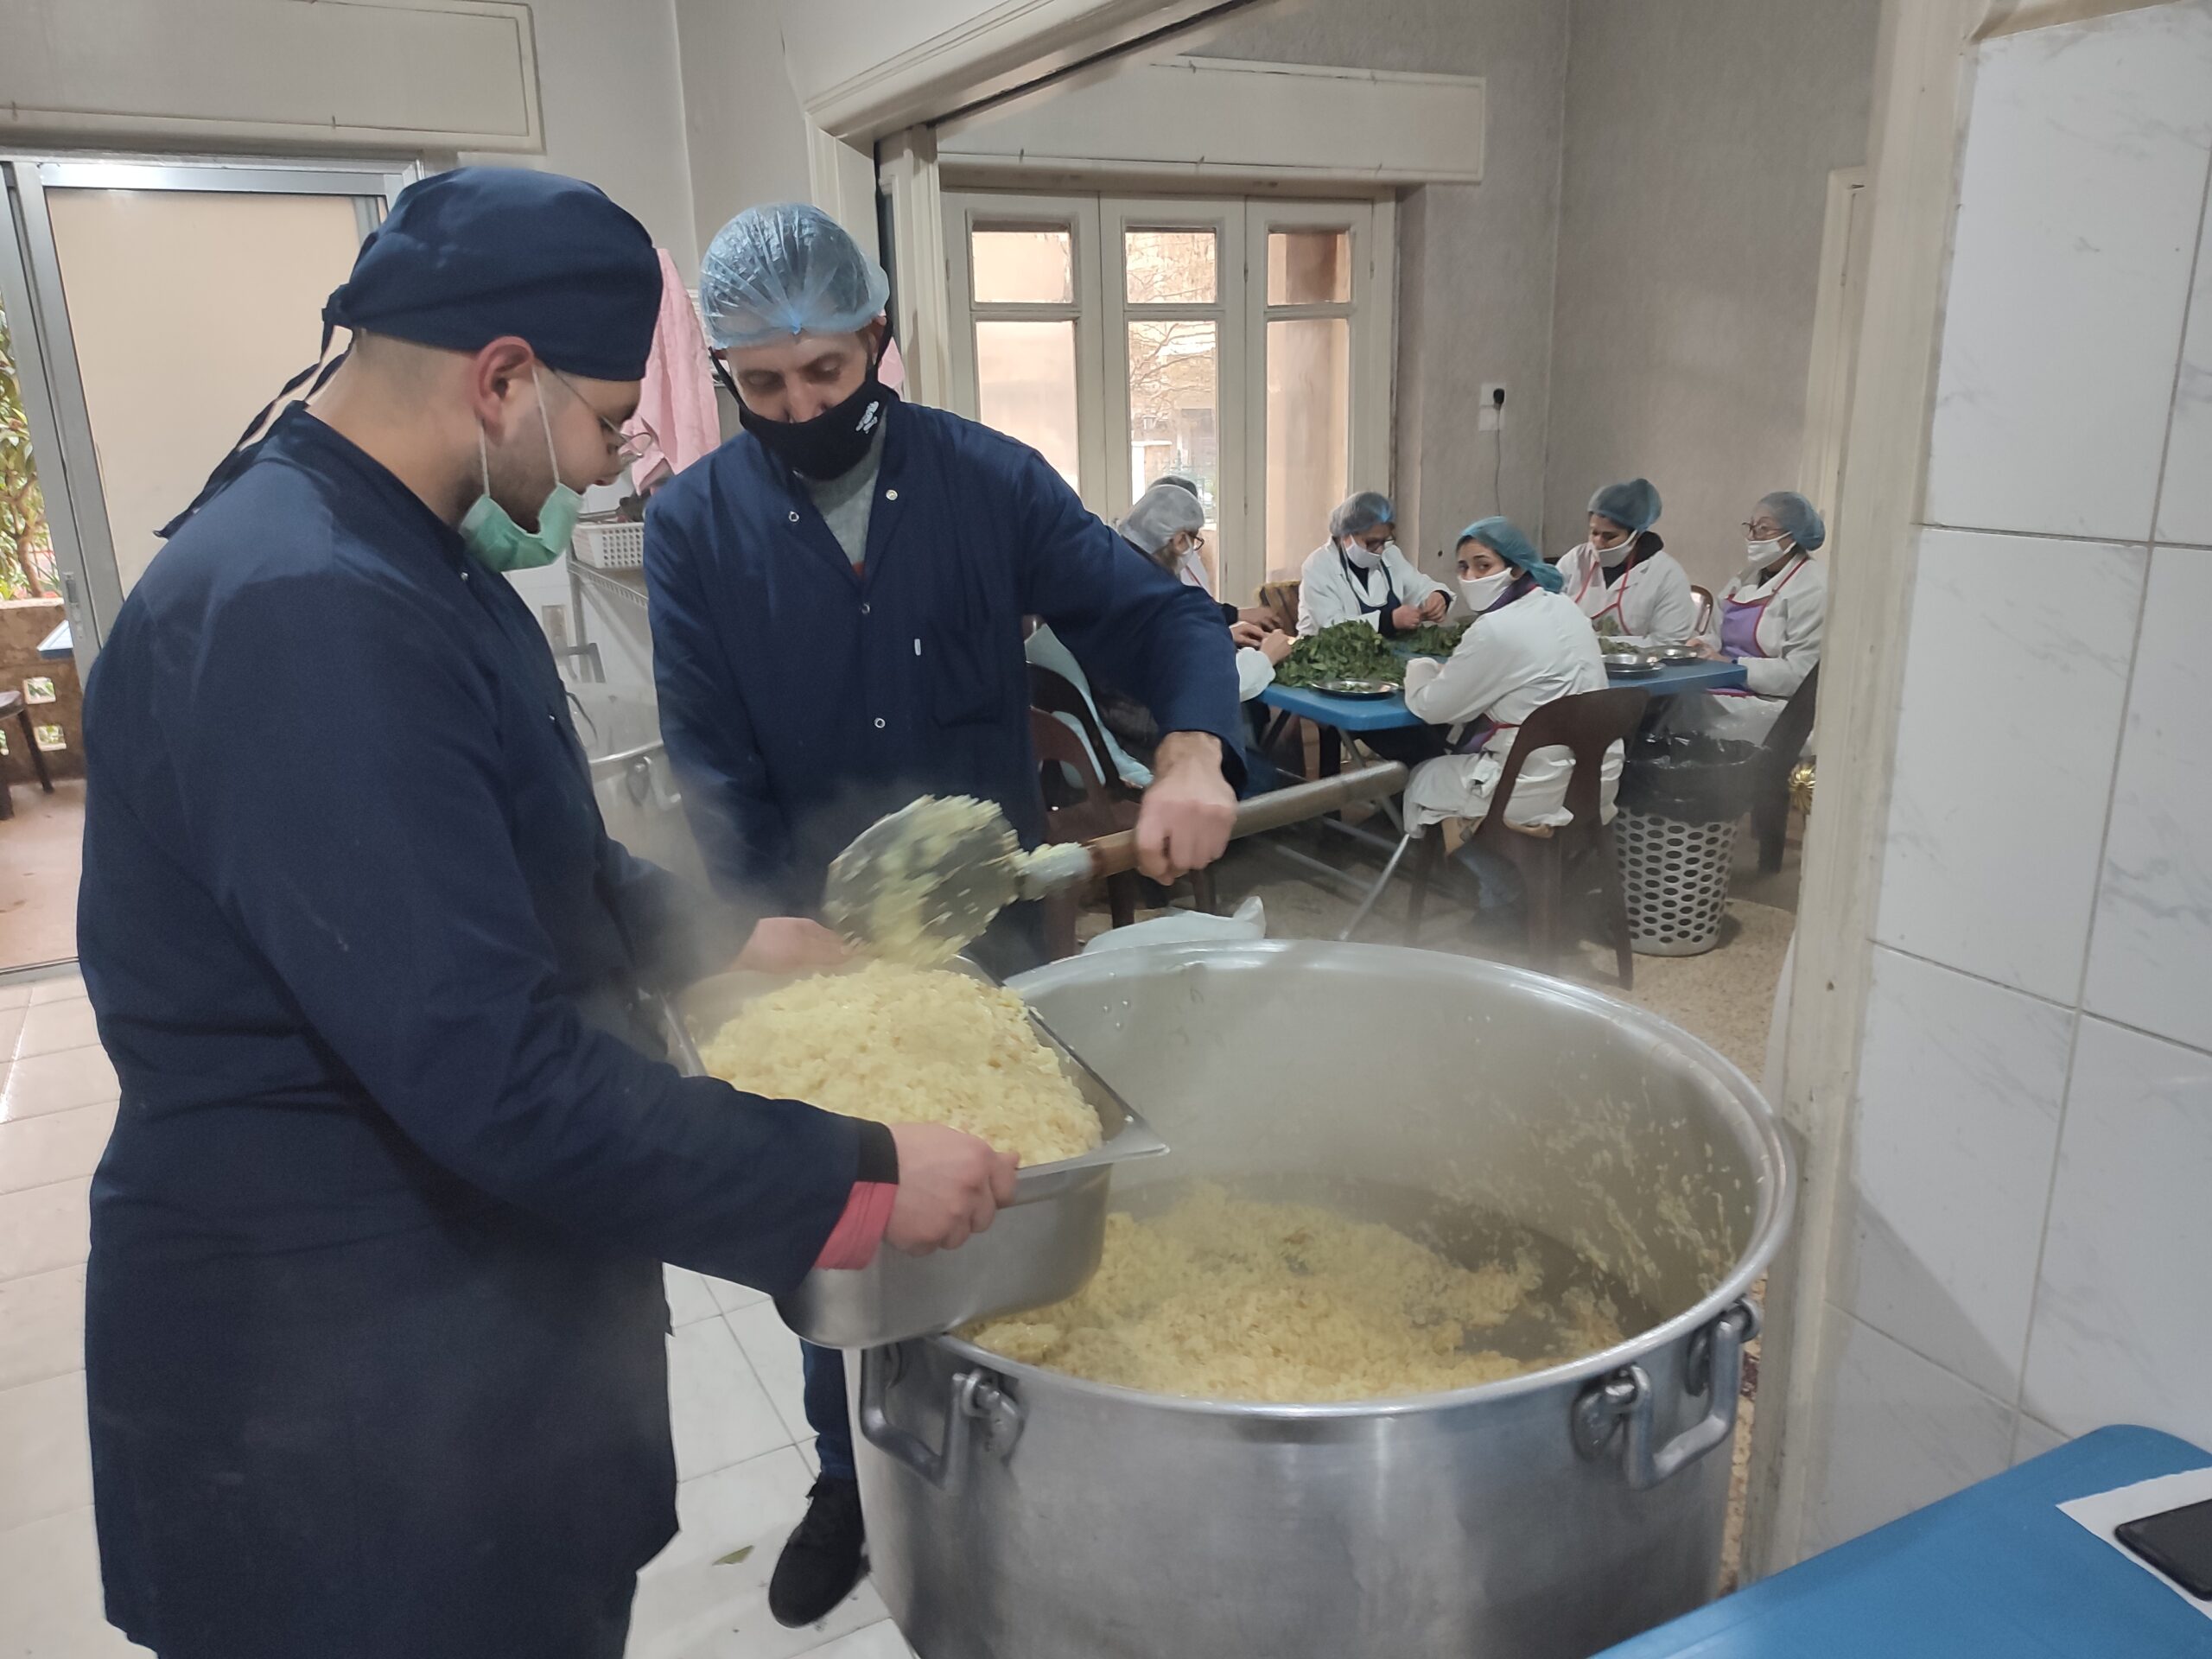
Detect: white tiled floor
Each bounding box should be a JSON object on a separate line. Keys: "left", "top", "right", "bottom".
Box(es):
{"left": 0, "top": 967, "right": 915, "bottom": 1659}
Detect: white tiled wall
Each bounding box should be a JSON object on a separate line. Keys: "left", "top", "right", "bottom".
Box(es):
{"left": 1802, "top": 0, "right": 2212, "bottom": 1559}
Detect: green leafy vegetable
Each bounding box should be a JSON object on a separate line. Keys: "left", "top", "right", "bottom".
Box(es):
{"left": 714, "top": 1546, "right": 755, "bottom": 1567}
{"left": 1273, "top": 621, "right": 1406, "bottom": 689}
{"left": 1401, "top": 621, "right": 1467, "bottom": 658}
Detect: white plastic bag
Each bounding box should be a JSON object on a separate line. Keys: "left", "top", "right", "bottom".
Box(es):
{"left": 1081, "top": 896, "right": 1266, "bottom": 955}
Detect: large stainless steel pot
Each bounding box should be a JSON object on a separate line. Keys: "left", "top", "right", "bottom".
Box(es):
{"left": 853, "top": 941, "right": 1793, "bottom": 1659}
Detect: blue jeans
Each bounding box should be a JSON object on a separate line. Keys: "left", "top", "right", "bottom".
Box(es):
{"left": 800, "top": 1341, "right": 855, "bottom": 1482}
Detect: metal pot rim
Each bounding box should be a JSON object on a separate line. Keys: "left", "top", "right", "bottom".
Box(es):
{"left": 928, "top": 939, "right": 1795, "bottom": 1421}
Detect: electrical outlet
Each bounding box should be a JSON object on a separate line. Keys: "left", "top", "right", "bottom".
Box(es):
{"left": 1478, "top": 383, "right": 1507, "bottom": 431}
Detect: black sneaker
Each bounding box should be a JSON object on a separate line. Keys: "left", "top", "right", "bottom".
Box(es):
{"left": 768, "top": 1476, "right": 867, "bottom": 1628}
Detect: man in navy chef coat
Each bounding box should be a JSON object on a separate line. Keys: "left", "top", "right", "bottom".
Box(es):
{"left": 74, "top": 169, "right": 1014, "bottom": 1659}
{"left": 643, "top": 202, "right": 1245, "bottom": 1627}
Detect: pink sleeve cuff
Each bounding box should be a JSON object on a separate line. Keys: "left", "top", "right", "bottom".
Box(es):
{"left": 814, "top": 1181, "right": 897, "bottom": 1271}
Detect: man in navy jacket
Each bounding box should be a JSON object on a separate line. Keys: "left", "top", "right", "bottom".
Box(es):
{"left": 76, "top": 170, "right": 1014, "bottom": 1659}
{"left": 644, "top": 202, "right": 1244, "bottom": 1625}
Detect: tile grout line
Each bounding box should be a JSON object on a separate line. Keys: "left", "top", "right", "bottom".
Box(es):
{"left": 720, "top": 1306, "right": 807, "bottom": 1457}
{"left": 1827, "top": 1298, "right": 2016, "bottom": 1419}
{"left": 2006, "top": 1006, "right": 2087, "bottom": 1437}
{"left": 2145, "top": 128, "right": 2212, "bottom": 546}
{"left": 1872, "top": 941, "right": 2210, "bottom": 1060}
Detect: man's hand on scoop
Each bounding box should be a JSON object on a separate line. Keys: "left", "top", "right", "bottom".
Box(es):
{"left": 885, "top": 1124, "right": 1020, "bottom": 1255}
{"left": 733, "top": 917, "right": 851, "bottom": 975}
{"left": 1135, "top": 732, "right": 1236, "bottom": 881}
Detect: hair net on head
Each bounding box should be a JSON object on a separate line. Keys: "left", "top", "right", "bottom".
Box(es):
{"left": 1154, "top": 473, "right": 1203, "bottom": 499}
{"left": 1120, "top": 480, "right": 1207, "bottom": 558}
{"left": 1758, "top": 491, "right": 1827, "bottom": 551}
{"left": 1457, "top": 516, "right": 1565, "bottom": 592}
{"left": 700, "top": 202, "right": 892, "bottom": 350}
{"left": 1587, "top": 477, "right": 1662, "bottom": 535}
{"left": 1329, "top": 491, "right": 1395, "bottom": 541}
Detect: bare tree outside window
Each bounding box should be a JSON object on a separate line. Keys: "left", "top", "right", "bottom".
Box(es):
{"left": 0, "top": 308, "right": 58, "bottom": 601}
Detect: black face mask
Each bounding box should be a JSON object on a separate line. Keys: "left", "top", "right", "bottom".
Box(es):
{"left": 734, "top": 367, "right": 894, "bottom": 480}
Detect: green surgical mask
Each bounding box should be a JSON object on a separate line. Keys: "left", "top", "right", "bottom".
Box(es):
{"left": 461, "top": 367, "right": 582, "bottom": 573}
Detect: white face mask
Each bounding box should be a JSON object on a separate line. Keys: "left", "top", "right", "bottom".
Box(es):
{"left": 1459, "top": 570, "right": 1513, "bottom": 612}
{"left": 1745, "top": 536, "right": 1789, "bottom": 572}
{"left": 1343, "top": 538, "right": 1387, "bottom": 571}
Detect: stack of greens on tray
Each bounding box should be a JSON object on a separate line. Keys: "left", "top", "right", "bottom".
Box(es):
{"left": 1273, "top": 620, "right": 1470, "bottom": 690}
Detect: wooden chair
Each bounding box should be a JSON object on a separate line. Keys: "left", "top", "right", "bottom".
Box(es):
{"left": 1027, "top": 663, "right": 1142, "bottom": 804}
{"left": 1749, "top": 664, "right": 1820, "bottom": 874}
{"left": 0, "top": 690, "right": 56, "bottom": 823}
{"left": 1691, "top": 585, "right": 1716, "bottom": 638}
{"left": 1029, "top": 709, "right": 1143, "bottom": 959}
{"left": 1404, "top": 687, "right": 1651, "bottom": 987}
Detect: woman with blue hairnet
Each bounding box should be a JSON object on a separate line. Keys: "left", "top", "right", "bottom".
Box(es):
{"left": 1685, "top": 490, "right": 1828, "bottom": 745}
{"left": 1554, "top": 477, "right": 1697, "bottom": 648}
{"left": 645, "top": 203, "right": 1244, "bottom": 1627}
{"left": 1399, "top": 517, "right": 1624, "bottom": 833}
{"left": 1296, "top": 490, "right": 1451, "bottom": 636}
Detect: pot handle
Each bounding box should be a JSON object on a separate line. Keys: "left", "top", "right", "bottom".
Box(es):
{"left": 1571, "top": 1299, "right": 1758, "bottom": 1491}
{"left": 857, "top": 1345, "right": 1024, "bottom": 1495}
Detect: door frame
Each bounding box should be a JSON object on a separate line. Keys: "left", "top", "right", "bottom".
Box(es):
{"left": 0, "top": 154, "right": 414, "bottom": 667}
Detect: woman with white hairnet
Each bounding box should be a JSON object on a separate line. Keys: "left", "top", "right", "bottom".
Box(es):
{"left": 1115, "top": 478, "right": 1294, "bottom": 702}
{"left": 643, "top": 202, "right": 1244, "bottom": 1630}
{"left": 1400, "top": 517, "right": 1623, "bottom": 833}
{"left": 1296, "top": 490, "right": 1450, "bottom": 636}
{"left": 1554, "top": 477, "right": 1696, "bottom": 648}
{"left": 1685, "top": 489, "right": 1828, "bottom": 746}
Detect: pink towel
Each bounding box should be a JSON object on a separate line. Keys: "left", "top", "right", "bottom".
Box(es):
{"left": 625, "top": 249, "right": 720, "bottom": 490}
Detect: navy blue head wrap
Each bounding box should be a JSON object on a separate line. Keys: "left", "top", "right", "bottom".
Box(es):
{"left": 162, "top": 167, "right": 662, "bottom": 536}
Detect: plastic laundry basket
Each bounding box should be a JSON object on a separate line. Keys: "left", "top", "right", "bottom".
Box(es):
{"left": 1617, "top": 810, "right": 1741, "bottom": 956}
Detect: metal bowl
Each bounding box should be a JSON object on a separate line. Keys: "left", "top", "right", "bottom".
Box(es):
{"left": 1601, "top": 651, "right": 1659, "bottom": 677}
{"left": 1313, "top": 677, "right": 1401, "bottom": 699}
{"left": 1646, "top": 645, "right": 1703, "bottom": 664}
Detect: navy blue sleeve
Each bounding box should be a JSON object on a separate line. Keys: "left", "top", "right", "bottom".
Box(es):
{"left": 596, "top": 836, "right": 757, "bottom": 993}
{"left": 1005, "top": 446, "right": 1246, "bottom": 784}
{"left": 643, "top": 488, "right": 807, "bottom": 912}
{"left": 167, "top": 572, "right": 856, "bottom": 1293}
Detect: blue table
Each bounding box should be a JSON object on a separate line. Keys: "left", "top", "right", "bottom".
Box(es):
{"left": 1599, "top": 1426, "right": 2212, "bottom": 1659}
{"left": 1258, "top": 658, "right": 1747, "bottom": 734}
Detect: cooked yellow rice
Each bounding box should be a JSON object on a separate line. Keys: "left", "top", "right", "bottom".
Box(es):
{"left": 966, "top": 1184, "right": 1625, "bottom": 1402}
{"left": 700, "top": 961, "right": 1102, "bottom": 1166}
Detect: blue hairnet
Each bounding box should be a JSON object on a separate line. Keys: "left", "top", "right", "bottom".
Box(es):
{"left": 700, "top": 203, "right": 892, "bottom": 350}
{"left": 1758, "top": 491, "right": 1827, "bottom": 551}
{"left": 1120, "top": 480, "right": 1206, "bottom": 557}
{"left": 1457, "top": 516, "right": 1564, "bottom": 592}
{"left": 327, "top": 168, "right": 661, "bottom": 380}
{"left": 1329, "top": 491, "right": 1395, "bottom": 540}
{"left": 1587, "top": 477, "right": 1662, "bottom": 535}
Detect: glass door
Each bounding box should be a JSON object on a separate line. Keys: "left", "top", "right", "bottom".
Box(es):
{"left": 2, "top": 157, "right": 411, "bottom": 664}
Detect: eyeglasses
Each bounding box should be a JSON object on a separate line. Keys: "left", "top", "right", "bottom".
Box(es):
{"left": 1353, "top": 532, "right": 1392, "bottom": 553}
{"left": 1741, "top": 520, "right": 1785, "bottom": 539}
{"left": 550, "top": 367, "right": 658, "bottom": 471}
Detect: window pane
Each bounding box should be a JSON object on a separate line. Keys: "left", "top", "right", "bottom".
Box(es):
{"left": 1124, "top": 230, "right": 1217, "bottom": 305}
{"left": 1128, "top": 319, "right": 1220, "bottom": 589}
{"left": 1266, "top": 317, "right": 1350, "bottom": 582}
{"left": 44, "top": 188, "right": 365, "bottom": 594}
{"left": 976, "top": 320, "right": 1080, "bottom": 490}
{"left": 1268, "top": 230, "right": 1351, "bottom": 305}
{"left": 971, "top": 228, "right": 1073, "bottom": 304}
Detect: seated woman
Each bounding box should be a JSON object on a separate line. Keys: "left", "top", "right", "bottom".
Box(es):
{"left": 1554, "top": 477, "right": 1696, "bottom": 648}
{"left": 1116, "top": 478, "right": 1294, "bottom": 708}
{"left": 1688, "top": 490, "right": 1827, "bottom": 747}
{"left": 1296, "top": 491, "right": 1450, "bottom": 637}
{"left": 1401, "top": 518, "right": 1622, "bottom": 835}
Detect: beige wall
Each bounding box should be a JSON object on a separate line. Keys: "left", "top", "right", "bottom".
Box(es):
{"left": 1198, "top": 0, "right": 1570, "bottom": 569}
{"left": 1541, "top": 0, "right": 1881, "bottom": 590}
{"left": 676, "top": 0, "right": 816, "bottom": 264}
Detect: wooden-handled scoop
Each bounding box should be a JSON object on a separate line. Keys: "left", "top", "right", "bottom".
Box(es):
{"left": 823, "top": 762, "right": 1409, "bottom": 963}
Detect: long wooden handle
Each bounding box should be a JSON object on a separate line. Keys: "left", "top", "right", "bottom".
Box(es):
{"left": 1084, "top": 761, "right": 1408, "bottom": 880}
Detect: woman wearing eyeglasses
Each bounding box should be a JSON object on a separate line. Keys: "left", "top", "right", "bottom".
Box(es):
{"left": 1685, "top": 490, "right": 1828, "bottom": 746}
{"left": 1554, "top": 477, "right": 1696, "bottom": 649}
{"left": 1295, "top": 491, "right": 1450, "bottom": 637}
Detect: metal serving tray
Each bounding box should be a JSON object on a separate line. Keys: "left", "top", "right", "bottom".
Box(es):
{"left": 675, "top": 959, "right": 1167, "bottom": 1348}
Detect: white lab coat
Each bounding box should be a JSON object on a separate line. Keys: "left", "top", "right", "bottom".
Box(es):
{"left": 1556, "top": 537, "right": 1698, "bottom": 648}
{"left": 1296, "top": 540, "right": 1449, "bottom": 635}
{"left": 1166, "top": 546, "right": 1274, "bottom": 701}
{"left": 1682, "top": 551, "right": 1827, "bottom": 747}
{"left": 1023, "top": 623, "right": 1154, "bottom": 789}
{"left": 1402, "top": 588, "right": 1624, "bottom": 832}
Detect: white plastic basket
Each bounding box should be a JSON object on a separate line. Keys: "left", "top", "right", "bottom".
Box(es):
{"left": 1618, "top": 808, "right": 1739, "bottom": 957}
{"left": 572, "top": 520, "right": 645, "bottom": 571}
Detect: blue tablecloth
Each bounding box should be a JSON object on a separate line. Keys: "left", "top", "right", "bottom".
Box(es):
{"left": 1599, "top": 1426, "right": 2212, "bottom": 1659}
{"left": 1257, "top": 658, "right": 1748, "bottom": 733}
